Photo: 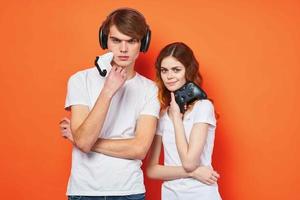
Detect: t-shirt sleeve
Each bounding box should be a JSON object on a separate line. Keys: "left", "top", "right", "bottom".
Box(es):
{"left": 193, "top": 100, "right": 216, "bottom": 127}
{"left": 140, "top": 84, "right": 161, "bottom": 118}
{"left": 156, "top": 116, "right": 164, "bottom": 136}
{"left": 65, "top": 72, "right": 89, "bottom": 110}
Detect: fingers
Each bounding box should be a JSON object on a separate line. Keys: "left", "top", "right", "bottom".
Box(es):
{"left": 111, "top": 64, "right": 127, "bottom": 79}
{"left": 212, "top": 170, "right": 220, "bottom": 178}
{"left": 116, "top": 66, "right": 122, "bottom": 73}
{"left": 170, "top": 92, "right": 175, "bottom": 102}
{"left": 208, "top": 171, "right": 220, "bottom": 184}
{"left": 111, "top": 64, "right": 118, "bottom": 71}
{"left": 59, "top": 117, "right": 70, "bottom": 124}
{"left": 120, "top": 68, "right": 127, "bottom": 79}
{"left": 59, "top": 117, "right": 71, "bottom": 136}
{"left": 210, "top": 175, "right": 218, "bottom": 182}
{"left": 61, "top": 129, "right": 70, "bottom": 137}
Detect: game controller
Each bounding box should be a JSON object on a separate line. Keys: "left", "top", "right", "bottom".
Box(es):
{"left": 174, "top": 81, "right": 207, "bottom": 113}
{"left": 95, "top": 52, "right": 114, "bottom": 77}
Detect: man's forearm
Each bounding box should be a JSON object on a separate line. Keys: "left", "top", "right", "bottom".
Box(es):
{"left": 91, "top": 115, "right": 157, "bottom": 160}
{"left": 72, "top": 91, "right": 112, "bottom": 152}
{"left": 92, "top": 138, "right": 145, "bottom": 160}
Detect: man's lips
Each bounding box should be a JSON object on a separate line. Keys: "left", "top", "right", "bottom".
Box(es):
{"left": 118, "top": 56, "right": 129, "bottom": 61}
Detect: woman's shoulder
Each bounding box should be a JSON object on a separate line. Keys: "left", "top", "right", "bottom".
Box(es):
{"left": 194, "top": 99, "right": 214, "bottom": 111}
{"left": 159, "top": 108, "right": 168, "bottom": 120}
{"left": 191, "top": 99, "right": 216, "bottom": 126}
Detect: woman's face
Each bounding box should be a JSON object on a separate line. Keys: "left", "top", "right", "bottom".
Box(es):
{"left": 160, "top": 56, "right": 186, "bottom": 92}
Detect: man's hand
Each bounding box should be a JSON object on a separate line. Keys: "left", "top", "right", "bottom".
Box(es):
{"left": 102, "top": 65, "right": 127, "bottom": 98}
{"left": 59, "top": 117, "right": 73, "bottom": 143}
{"left": 189, "top": 166, "right": 220, "bottom": 185}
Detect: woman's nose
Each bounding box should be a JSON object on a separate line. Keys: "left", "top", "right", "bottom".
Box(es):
{"left": 167, "top": 71, "right": 174, "bottom": 79}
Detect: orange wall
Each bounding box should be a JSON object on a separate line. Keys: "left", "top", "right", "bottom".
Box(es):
{"left": 1, "top": 1, "right": 299, "bottom": 199}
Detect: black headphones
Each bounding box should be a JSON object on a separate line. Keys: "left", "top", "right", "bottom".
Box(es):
{"left": 98, "top": 9, "right": 151, "bottom": 52}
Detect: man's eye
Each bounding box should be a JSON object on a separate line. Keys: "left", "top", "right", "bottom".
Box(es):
{"left": 112, "top": 38, "right": 120, "bottom": 43}
{"left": 128, "top": 39, "right": 138, "bottom": 44}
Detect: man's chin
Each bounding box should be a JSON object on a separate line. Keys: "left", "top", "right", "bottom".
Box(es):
{"left": 114, "top": 60, "right": 132, "bottom": 68}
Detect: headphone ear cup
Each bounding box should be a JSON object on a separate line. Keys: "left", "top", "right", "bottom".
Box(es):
{"left": 140, "top": 29, "right": 151, "bottom": 52}
{"left": 99, "top": 26, "right": 108, "bottom": 49}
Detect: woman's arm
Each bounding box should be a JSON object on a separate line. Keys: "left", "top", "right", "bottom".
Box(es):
{"left": 146, "top": 135, "right": 190, "bottom": 180}
{"left": 146, "top": 135, "right": 219, "bottom": 184}
{"left": 169, "top": 93, "right": 208, "bottom": 172}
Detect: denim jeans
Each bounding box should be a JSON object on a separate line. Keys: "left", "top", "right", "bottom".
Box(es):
{"left": 68, "top": 193, "right": 145, "bottom": 200}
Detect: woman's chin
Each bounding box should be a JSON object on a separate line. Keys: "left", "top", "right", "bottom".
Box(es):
{"left": 166, "top": 86, "right": 179, "bottom": 92}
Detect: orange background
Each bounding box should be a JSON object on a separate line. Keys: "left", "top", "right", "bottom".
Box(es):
{"left": 1, "top": 1, "right": 299, "bottom": 199}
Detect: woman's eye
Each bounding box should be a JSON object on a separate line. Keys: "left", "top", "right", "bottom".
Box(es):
{"left": 160, "top": 68, "right": 167, "bottom": 73}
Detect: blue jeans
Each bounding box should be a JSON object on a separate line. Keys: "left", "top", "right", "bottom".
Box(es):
{"left": 68, "top": 193, "right": 145, "bottom": 200}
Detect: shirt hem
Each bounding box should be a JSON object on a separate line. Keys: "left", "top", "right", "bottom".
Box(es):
{"left": 66, "top": 189, "right": 146, "bottom": 196}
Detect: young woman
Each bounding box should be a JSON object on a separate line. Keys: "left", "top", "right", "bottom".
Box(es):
{"left": 146, "top": 42, "right": 222, "bottom": 200}
{"left": 59, "top": 42, "right": 221, "bottom": 200}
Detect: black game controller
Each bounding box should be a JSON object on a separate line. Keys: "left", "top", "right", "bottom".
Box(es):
{"left": 174, "top": 81, "right": 207, "bottom": 113}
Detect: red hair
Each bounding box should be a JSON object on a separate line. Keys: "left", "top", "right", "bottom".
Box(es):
{"left": 155, "top": 42, "right": 203, "bottom": 110}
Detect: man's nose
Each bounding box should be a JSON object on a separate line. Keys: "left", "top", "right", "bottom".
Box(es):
{"left": 120, "top": 41, "right": 128, "bottom": 53}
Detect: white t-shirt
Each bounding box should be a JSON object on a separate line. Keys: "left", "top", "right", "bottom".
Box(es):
{"left": 157, "top": 100, "right": 221, "bottom": 200}
{"left": 65, "top": 67, "right": 160, "bottom": 196}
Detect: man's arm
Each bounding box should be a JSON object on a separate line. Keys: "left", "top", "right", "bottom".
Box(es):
{"left": 70, "top": 66, "right": 127, "bottom": 153}
{"left": 70, "top": 93, "right": 111, "bottom": 153}
{"left": 91, "top": 115, "right": 158, "bottom": 160}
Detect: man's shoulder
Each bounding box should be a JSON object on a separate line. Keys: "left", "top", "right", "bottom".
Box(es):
{"left": 135, "top": 73, "right": 157, "bottom": 88}
{"left": 70, "top": 67, "right": 97, "bottom": 78}
{"left": 68, "top": 67, "right": 98, "bottom": 83}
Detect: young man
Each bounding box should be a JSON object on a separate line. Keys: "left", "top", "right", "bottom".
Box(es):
{"left": 64, "top": 8, "right": 159, "bottom": 200}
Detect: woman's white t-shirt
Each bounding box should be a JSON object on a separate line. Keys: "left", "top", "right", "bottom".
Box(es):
{"left": 157, "top": 100, "right": 222, "bottom": 200}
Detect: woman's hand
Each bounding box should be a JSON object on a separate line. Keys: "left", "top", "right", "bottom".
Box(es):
{"left": 169, "top": 92, "right": 183, "bottom": 121}
{"left": 59, "top": 117, "right": 74, "bottom": 143}
{"left": 189, "top": 166, "right": 220, "bottom": 185}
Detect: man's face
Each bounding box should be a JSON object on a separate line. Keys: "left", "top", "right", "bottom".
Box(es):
{"left": 107, "top": 25, "right": 141, "bottom": 69}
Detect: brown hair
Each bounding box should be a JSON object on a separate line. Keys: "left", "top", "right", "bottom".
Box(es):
{"left": 101, "top": 8, "right": 149, "bottom": 40}
{"left": 155, "top": 42, "right": 204, "bottom": 110}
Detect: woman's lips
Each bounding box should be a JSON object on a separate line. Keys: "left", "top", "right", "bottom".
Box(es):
{"left": 166, "top": 81, "right": 177, "bottom": 86}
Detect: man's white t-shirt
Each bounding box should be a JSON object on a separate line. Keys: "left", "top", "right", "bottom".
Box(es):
{"left": 65, "top": 67, "right": 160, "bottom": 196}
{"left": 157, "top": 100, "right": 222, "bottom": 200}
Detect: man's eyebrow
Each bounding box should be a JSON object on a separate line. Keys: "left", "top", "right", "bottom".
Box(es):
{"left": 109, "top": 36, "right": 121, "bottom": 40}
{"left": 109, "top": 36, "right": 137, "bottom": 42}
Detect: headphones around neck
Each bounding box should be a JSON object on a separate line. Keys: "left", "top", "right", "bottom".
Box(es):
{"left": 99, "top": 27, "right": 151, "bottom": 52}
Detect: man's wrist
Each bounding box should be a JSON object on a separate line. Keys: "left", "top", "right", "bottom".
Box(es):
{"left": 100, "top": 88, "right": 114, "bottom": 99}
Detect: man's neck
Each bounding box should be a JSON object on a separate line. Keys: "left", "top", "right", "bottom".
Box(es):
{"left": 123, "top": 61, "right": 137, "bottom": 80}
{"left": 126, "top": 66, "right": 136, "bottom": 80}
